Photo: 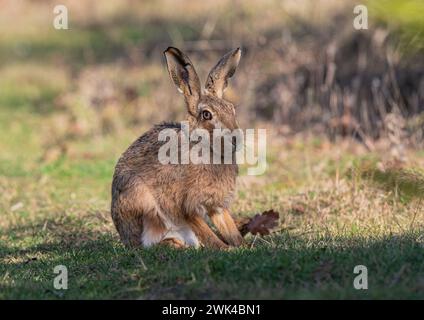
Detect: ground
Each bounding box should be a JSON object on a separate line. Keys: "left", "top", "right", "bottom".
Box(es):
{"left": 1, "top": 106, "right": 423, "bottom": 299}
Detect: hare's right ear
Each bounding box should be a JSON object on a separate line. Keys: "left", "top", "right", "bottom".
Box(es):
{"left": 164, "top": 47, "right": 201, "bottom": 116}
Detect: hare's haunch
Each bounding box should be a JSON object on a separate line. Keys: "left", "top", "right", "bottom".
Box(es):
{"left": 111, "top": 47, "right": 243, "bottom": 249}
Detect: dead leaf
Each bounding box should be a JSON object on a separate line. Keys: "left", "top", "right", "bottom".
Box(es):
{"left": 235, "top": 216, "right": 251, "bottom": 237}
{"left": 245, "top": 210, "right": 280, "bottom": 236}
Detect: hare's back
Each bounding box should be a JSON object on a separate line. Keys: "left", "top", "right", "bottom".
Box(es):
{"left": 115, "top": 122, "right": 181, "bottom": 173}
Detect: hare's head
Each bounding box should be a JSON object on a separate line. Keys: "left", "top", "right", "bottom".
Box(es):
{"left": 164, "top": 47, "right": 242, "bottom": 146}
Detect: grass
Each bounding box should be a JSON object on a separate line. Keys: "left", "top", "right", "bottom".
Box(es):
{"left": 1, "top": 101, "right": 423, "bottom": 298}
{"left": 369, "top": 0, "right": 424, "bottom": 54}
{"left": 1, "top": 0, "right": 424, "bottom": 300}
{"left": 2, "top": 230, "right": 424, "bottom": 299}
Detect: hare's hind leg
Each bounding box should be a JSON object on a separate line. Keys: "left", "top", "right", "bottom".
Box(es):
{"left": 111, "top": 182, "right": 167, "bottom": 248}
{"left": 111, "top": 206, "right": 144, "bottom": 248}
{"left": 148, "top": 218, "right": 200, "bottom": 248}
{"left": 159, "top": 238, "right": 186, "bottom": 248}
{"left": 112, "top": 182, "right": 200, "bottom": 248}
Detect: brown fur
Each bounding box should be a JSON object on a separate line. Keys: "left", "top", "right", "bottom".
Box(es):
{"left": 111, "top": 47, "right": 243, "bottom": 249}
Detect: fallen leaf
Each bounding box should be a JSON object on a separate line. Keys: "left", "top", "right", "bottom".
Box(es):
{"left": 245, "top": 210, "right": 280, "bottom": 236}
{"left": 235, "top": 216, "right": 251, "bottom": 237}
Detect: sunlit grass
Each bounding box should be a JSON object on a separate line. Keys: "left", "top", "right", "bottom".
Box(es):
{"left": 369, "top": 0, "right": 424, "bottom": 53}
{"left": 1, "top": 102, "right": 423, "bottom": 298}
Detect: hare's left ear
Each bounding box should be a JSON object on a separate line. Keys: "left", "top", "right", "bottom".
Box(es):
{"left": 205, "top": 48, "right": 241, "bottom": 99}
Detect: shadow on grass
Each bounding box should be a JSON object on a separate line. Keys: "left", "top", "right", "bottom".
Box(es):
{"left": 1, "top": 216, "right": 424, "bottom": 299}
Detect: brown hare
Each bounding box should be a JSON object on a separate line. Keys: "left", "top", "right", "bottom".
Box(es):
{"left": 111, "top": 47, "right": 244, "bottom": 249}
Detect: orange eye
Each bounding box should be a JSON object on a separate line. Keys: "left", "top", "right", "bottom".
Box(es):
{"left": 202, "top": 110, "right": 212, "bottom": 120}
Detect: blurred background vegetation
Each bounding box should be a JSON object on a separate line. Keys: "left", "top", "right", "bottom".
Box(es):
{"left": 1, "top": 0, "right": 423, "bottom": 149}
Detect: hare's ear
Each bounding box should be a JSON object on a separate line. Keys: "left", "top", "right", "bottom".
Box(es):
{"left": 205, "top": 48, "right": 241, "bottom": 99}
{"left": 164, "top": 47, "right": 201, "bottom": 116}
